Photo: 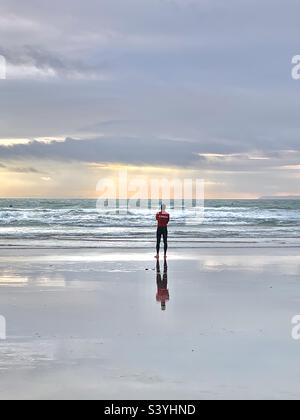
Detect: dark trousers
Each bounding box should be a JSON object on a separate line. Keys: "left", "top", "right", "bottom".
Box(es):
{"left": 156, "top": 227, "right": 168, "bottom": 254}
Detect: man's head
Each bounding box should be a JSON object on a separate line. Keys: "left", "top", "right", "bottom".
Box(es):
{"left": 161, "top": 203, "right": 166, "bottom": 212}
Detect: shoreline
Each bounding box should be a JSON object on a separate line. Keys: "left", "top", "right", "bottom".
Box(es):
{"left": 1, "top": 245, "right": 300, "bottom": 251}
{"left": 1, "top": 237, "right": 300, "bottom": 250}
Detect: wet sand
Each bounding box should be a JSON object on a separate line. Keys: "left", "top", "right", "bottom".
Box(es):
{"left": 0, "top": 248, "right": 300, "bottom": 400}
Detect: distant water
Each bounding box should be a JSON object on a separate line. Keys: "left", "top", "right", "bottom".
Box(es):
{"left": 0, "top": 199, "right": 300, "bottom": 248}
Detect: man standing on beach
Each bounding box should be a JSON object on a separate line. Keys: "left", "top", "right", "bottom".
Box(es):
{"left": 155, "top": 204, "right": 170, "bottom": 260}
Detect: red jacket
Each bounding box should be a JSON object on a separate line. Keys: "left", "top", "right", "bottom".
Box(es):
{"left": 156, "top": 211, "right": 170, "bottom": 228}
{"left": 156, "top": 288, "right": 170, "bottom": 302}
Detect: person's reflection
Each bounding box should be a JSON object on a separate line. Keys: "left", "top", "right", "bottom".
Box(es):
{"left": 156, "top": 260, "right": 170, "bottom": 311}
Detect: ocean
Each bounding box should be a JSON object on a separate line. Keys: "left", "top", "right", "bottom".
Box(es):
{"left": 0, "top": 199, "right": 300, "bottom": 248}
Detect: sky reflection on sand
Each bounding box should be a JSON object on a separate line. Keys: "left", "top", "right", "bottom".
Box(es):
{"left": 1, "top": 249, "right": 300, "bottom": 399}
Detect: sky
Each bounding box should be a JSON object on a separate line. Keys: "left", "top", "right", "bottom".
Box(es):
{"left": 0, "top": 0, "right": 300, "bottom": 198}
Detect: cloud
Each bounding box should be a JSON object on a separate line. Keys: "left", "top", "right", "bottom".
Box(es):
{"left": 0, "top": 137, "right": 203, "bottom": 167}
{"left": 1, "top": 138, "right": 300, "bottom": 176}
{"left": 0, "top": 0, "right": 299, "bottom": 147}
{"left": 1, "top": 0, "right": 299, "bottom": 85}
{"left": 0, "top": 161, "right": 43, "bottom": 174}
{"left": 0, "top": 0, "right": 300, "bottom": 196}
{"left": 0, "top": 45, "right": 110, "bottom": 80}
{"left": 10, "top": 166, "right": 42, "bottom": 174}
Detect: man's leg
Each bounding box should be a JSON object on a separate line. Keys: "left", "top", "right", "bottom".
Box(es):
{"left": 163, "top": 229, "right": 168, "bottom": 257}
{"left": 156, "top": 229, "right": 162, "bottom": 258}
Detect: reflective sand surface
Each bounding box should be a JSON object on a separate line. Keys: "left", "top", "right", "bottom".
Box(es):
{"left": 0, "top": 249, "right": 300, "bottom": 399}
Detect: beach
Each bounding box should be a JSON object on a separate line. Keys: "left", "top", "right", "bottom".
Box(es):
{"left": 1, "top": 0, "right": 300, "bottom": 402}
{"left": 0, "top": 247, "right": 300, "bottom": 400}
